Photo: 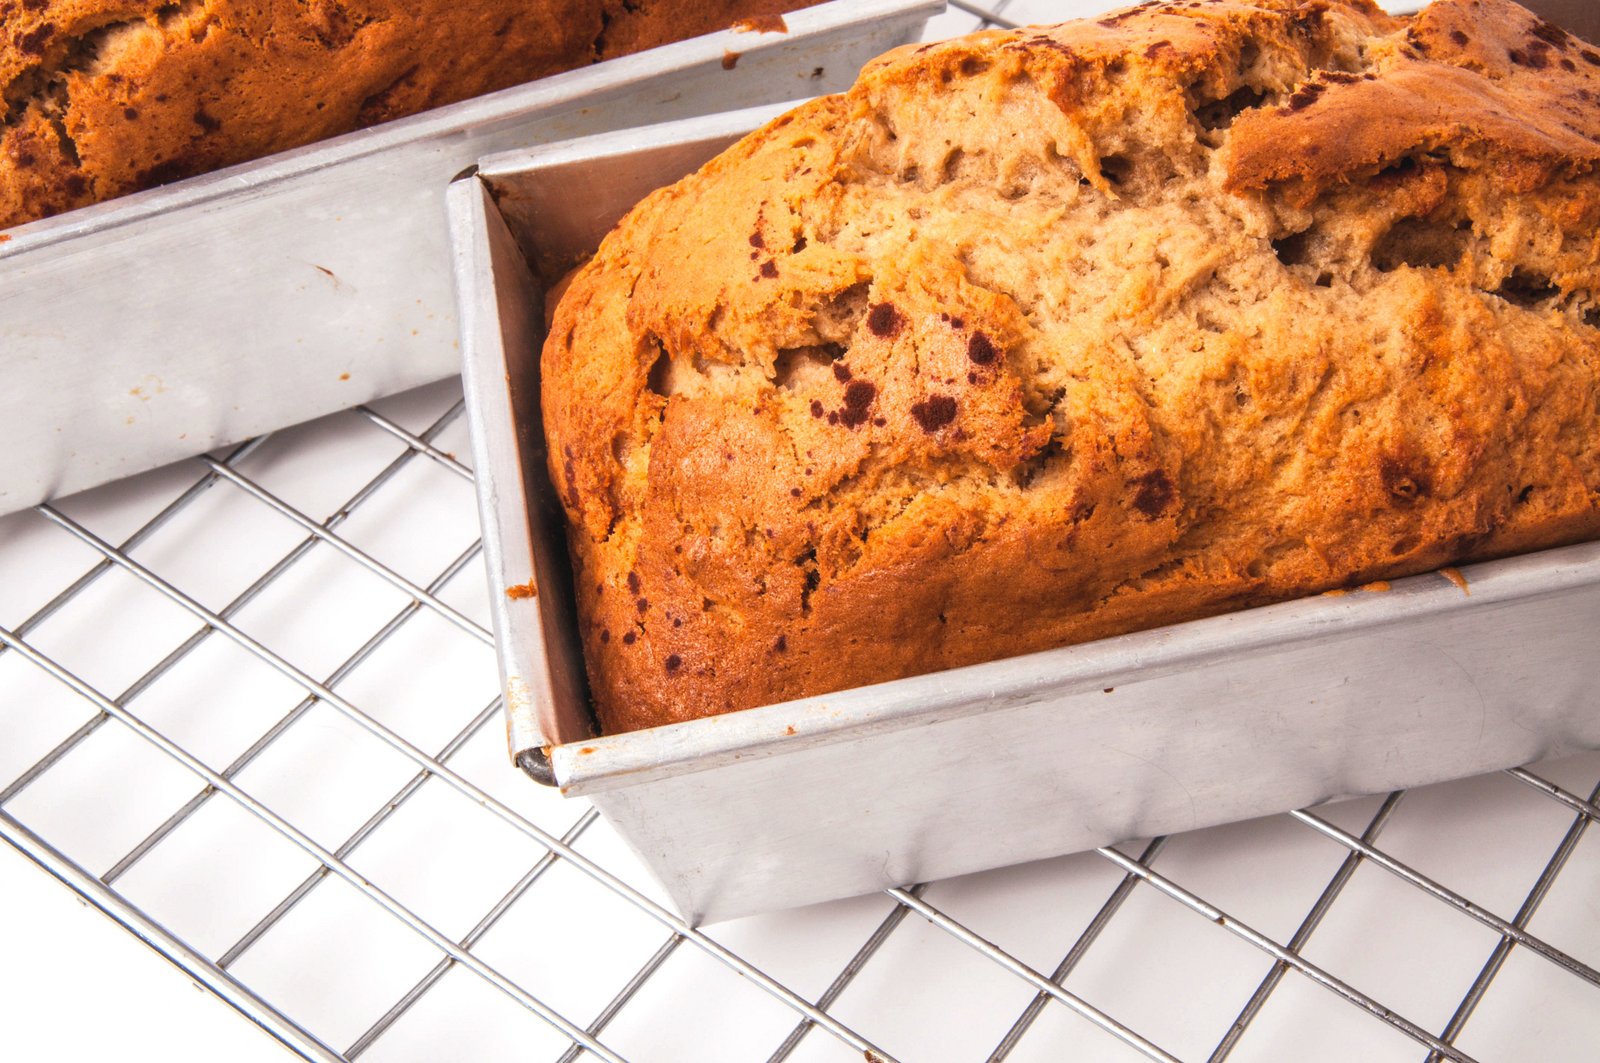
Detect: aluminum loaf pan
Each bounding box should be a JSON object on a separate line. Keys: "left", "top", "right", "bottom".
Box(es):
{"left": 450, "top": 104, "right": 1600, "bottom": 926}
{"left": 0, "top": 0, "right": 940, "bottom": 516}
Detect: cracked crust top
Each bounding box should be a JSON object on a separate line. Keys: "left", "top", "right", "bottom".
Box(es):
{"left": 545, "top": 0, "right": 1600, "bottom": 734}
{"left": 0, "top": 0, "right": 815, "bottom": 228}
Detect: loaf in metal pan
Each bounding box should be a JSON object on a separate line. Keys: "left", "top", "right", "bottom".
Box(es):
{"left": 543, "top": 0, "right": 1600, "bottom": 733}
{"left": 0, "top": 0, "right": 813, "bottom": 228}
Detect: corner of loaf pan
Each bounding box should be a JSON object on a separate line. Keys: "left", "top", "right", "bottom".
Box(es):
{"left": 0, "top": 0, "right": 943, "bottom": 520}
{"left": 455, "top": 0, "right": 1600, "bottom": 921}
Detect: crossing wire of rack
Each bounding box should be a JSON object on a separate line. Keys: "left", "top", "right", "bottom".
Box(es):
{"left": 3, "top": 4, "right": 1600, "bottom": 1062}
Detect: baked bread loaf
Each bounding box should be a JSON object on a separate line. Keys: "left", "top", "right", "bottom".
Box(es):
{"left": 0, "top": 0, "right": 813, "bottom": 228}
{"left": 543, "top": 0, "right": 1600, "bottom": 734}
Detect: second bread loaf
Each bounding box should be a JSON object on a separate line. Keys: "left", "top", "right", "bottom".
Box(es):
{"left": 1, "top": 0, "right": 813, "bottom": 228}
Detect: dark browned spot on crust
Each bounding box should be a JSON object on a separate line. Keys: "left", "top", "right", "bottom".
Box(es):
{"left": 773, "top": 635, "right": 787, "bottom": 652}
{"left": 62, "top": 174, "right": 86, "bottom": 197}
{"left": 839, "top": 381, "right": 878, "bottom": 428}
{"left": 193, "top": 107, "right": 222, "bottom": 133}
{"left": 792, "top": 235, "right": 808, "bottom": 252}
{"left": 1143, "top": 40, "right": 1171, "bottom": 59}
{"left": 958, "top": 55, "right": 990, "bottom": 77}
{"left": 636, "top": 597, "right": 649, "bottom": 614}
{"left": 1131, "top": 470, "right": 1174, "bottom": 517}
{"left": 1561, "top": 58, "right": 1577, "bottom": 72}
{"left": 1380, "top": 457, "right": 1431, "bottom": 504}
{"left": 910, "top": 394, "right": 957, "bottom": 433}
{"left": 967, "top": 331, "right": 997, "bottom": 365}
{"left": 866, "top": 302, "right": 904, "bottom": 338}
{"left": 760, "top": 260, "right": 778, "bottom": 278}
{"left": 17, "top": 23, "right": 54, "bottom": 56}
{"left": 1517, "top": 484, "right": 1535, "bottom": 504}
{"left": 1450, "top": 29, "right": 1469, "bottom": 46}
{"left": 1584, "top": 50, "right": 1600, "bottom": 67}
{"left": 827, "top": 411, "right": 839, "bottom": 425}
{"left": 1532, "top": 20, "right": 1570, "bottom": 47}
{"left": 749, "top": 231, "right": 765, "bottom": 249}
{"left": 1287, "top": 83, "right": 1325, "bottom": 112}
{"left": 622, "top": 631, "right": 636, "bottom": 645}
{"left": 833, "top": 362, "right": 852, "bottom": 381}
{"left": 627, "top": 571, "right": 641, "bottom": 595}
{"left": 722, "top": 51, "right": 739, "bottom": 70}
{"left": 123, "top": 107, "right": 140, "bottom": 120}
{"left": 810, "top": 399, "right": 824, "bottom": 418}
{"left": 664, "top": 653, "right": 682, "bottom": 674}
{"left": 790, "top": 487, "right": 801, "bottom": 497}
{"left": 600, "top": 629, "right": 610, "bottom": 643}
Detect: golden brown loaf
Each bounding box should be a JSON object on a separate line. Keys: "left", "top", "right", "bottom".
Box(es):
{"left": 543, "top": 0, "right": 1600, "bottom": 735}
{"left": 0, "top": 0, "right": 813, "bottom": 228}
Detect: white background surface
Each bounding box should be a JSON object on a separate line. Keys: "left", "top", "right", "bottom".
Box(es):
{"left": 0, "top": 841, "right": 287, "bottom": 1062}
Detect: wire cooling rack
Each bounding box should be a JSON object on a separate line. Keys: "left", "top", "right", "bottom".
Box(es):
{"left": 4, "top": 3, "right": 1599, "bottom": 1061}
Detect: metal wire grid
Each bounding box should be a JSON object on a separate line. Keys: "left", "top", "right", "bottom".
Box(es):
{"left": 2, "top": 382, "right": 1597, "bottom": 1063}
{"left": 1, "top": 3, "right": 1597, "bottom": 1061}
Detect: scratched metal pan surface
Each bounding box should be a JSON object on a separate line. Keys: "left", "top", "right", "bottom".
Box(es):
{"left": 450, "top": 104, "right": 1600, "bottom": 926}
{"left": 0, "top": 0, "right": 940, "bottom": 518}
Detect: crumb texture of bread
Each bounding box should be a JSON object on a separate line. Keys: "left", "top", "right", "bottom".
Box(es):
{"left": 542, "top": 0, "right": 1600, "bottom": 734}
{"left": 0, "top": 0, "right": 820, "bottom": 227}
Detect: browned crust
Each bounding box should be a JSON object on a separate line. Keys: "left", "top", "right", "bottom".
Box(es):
{"left": 1224, "top": 1, "right": 1600, "bottom": 199}
{"left": 544, "top": 0, "right": 1600, "bottom": 734}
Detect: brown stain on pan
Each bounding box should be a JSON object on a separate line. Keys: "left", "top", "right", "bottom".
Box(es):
{"left": 505, "top": 581, "right": 538, "bottom": 599}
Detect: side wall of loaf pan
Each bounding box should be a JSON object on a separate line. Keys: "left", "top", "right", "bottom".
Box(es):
{"left": 455, "top": 106, "right": 1600, "bottom": 925}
